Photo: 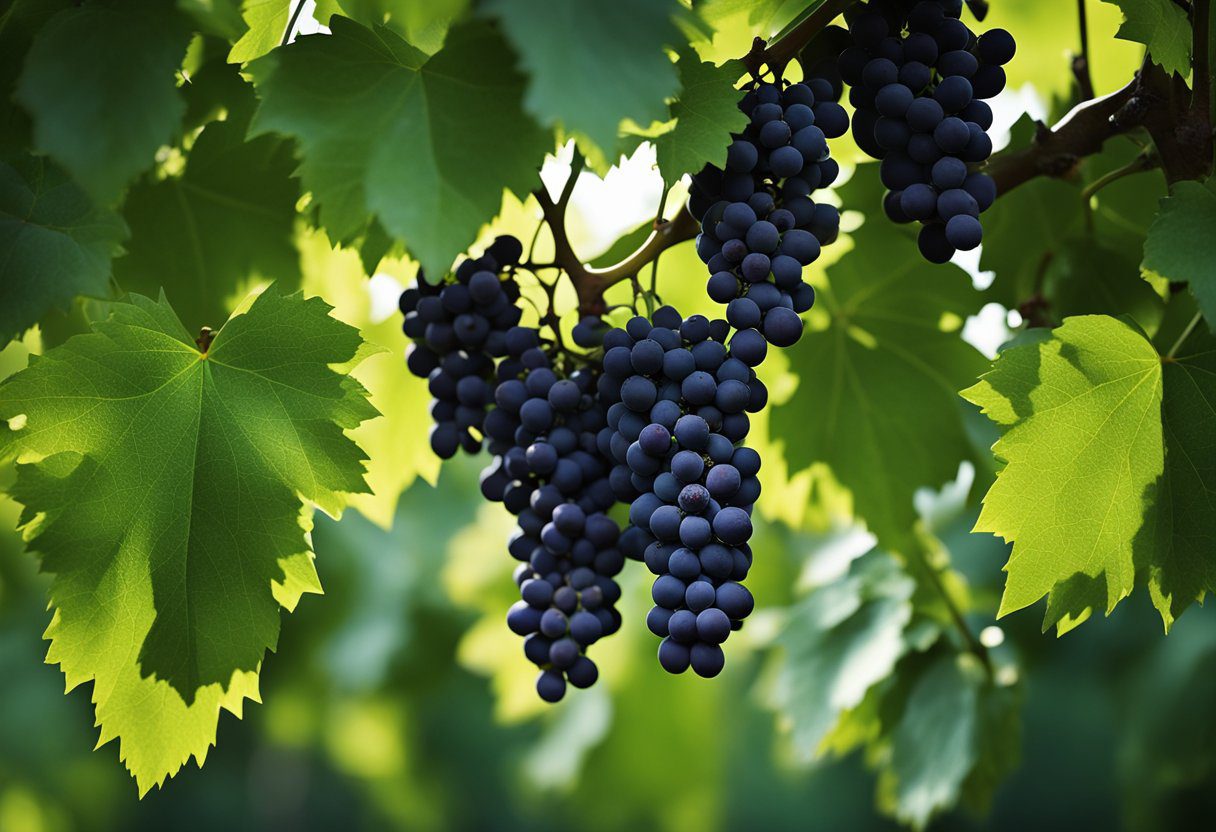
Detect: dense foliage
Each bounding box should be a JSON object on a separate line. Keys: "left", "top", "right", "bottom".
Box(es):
{"left": 0, "top": 0, "right": 1212, "bottom": 829}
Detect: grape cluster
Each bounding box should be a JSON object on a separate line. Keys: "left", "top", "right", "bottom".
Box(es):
{"left": 689, "top": 78, "right": 847, "bottom": 218}
{"left": 399, "top": 235, "right": 525, "bottom": 458}
{"left": 599, "top": 307, "right": 763, "bottom": 677}
{"left": 480, "top": 340, "right": 624, "bottom": 702}
{"left": 697, "top": 195, "right": 824, "bottom": 347}
{"left": 839, "top": 0, "right": 1014, "bottom": 261}
{"left": 685, "top": 72, "right": 848, "bottom": 348}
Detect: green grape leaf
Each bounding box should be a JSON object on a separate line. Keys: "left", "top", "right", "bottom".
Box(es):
{"left": 1101, "top": 0, "right": 1192, "bottom": 78}
{"left": 14, "top": 0, "right": 192, "bottom": 203}
{"left": 179, "top": 0, "right": 245, "bottom": 40}
{"left": 0, "top": 287, "right": 376, "bottom": 792}
{"left": 766, "top": 549, "right": 916, "bottom": 761}
{"left": 1146, "top": 324, "right": 1216, "bottom": 627}
{"left": 0, "top": 0, "right": 74, "bottom": 153}
{"left": 329, "top": 0, "right": 469, "bottom": 54}
{"left": 651, "top": 50, "right": 747, "bottom": 185}
{"left": 962, "top": 315, "right": 1161, "bottom": 629}
{"left": 228, "top": 0, "right": 292, "bottom": 63}
{"left": 1084, "top": 140, "right": 1166, "bottom": 267}
{"left": 771, "top": 217, "right": 988, "bottom": 548}
{"left": 0, "top": 153, "right": 128, "bottom": 347}
{"left": 114, "top": 118, "right": 301, "bottom": 333}
{"left": 878, "top": 650, "right": 1020, "bottom": 829}
{"left": 1143, "top": 179, "right": 1216, "bottom": 331}
{"left": 980, "top": 173, "right": 1082, "bottom": 309}
{"left": 249, "top": 17, "right": 549, "bottom": 277}
{"left": 488, "top": 0, "right": 682, "bottom": 157}
{"left": 962, "top": 314, "right": 1216, "bottom": 632}
{"left": 1042, "top": 241, "right": 1164, "bottom": 333}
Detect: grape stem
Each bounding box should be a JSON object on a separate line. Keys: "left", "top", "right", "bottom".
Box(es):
{"left": 1073, "top": 0, "right": 1095, "bottom": 101}
{"left": 1165, "top": 311, "right": 1203, "bottom": 361}
{"left": 1078, "top": 147, "right": 1158, "bottom": 200}
{"left": 534, "top": 184, "right": 699, "bottom": 315}
{"left": 280, "top": 0, "right": 307, "bottom": 47}
{"left": 741, "top": 0, "right": 856, "bottom": 77}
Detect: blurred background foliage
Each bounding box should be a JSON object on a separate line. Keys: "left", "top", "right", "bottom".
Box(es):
{"left": 0, "top": 0, "right": 1213, "bottom": 829}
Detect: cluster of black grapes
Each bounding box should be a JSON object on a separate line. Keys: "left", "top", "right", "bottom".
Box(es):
{"left": 482, "top": 342, "right": 625, "bottom": 702}
{"left": 686, "top": 70, "right": 846, "bottom": 348}
{"left": 397, "top": 14, "right": 1015, "bottom": 700}
{"left": 840, "top": 0, "right": 1014, "bottom": 261}
{"left": 598, "top": 308, "right": 762, "bottom": 676}
{"left": 399, "top": 236, "right": 525, "bottom": 458}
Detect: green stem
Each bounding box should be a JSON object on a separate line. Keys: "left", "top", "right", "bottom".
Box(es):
{"left": 1166, "top": 311, "right": 1203, "bottom": 360}
{"left": 648, "top": 188, "right": 670, "bottom": 300}
{"left": 1079, "top": 149, "right": 1157, "bottom": 200}
{"left": 907, "top": 541, "right": 994, "bottom": 679}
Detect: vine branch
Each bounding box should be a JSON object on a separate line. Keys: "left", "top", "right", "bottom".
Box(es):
{"left": 547, "top": 0, "right": 1211, "bottom": 311}
{"left": 986, "top": 78, "right": 1143, "bottom": 196}
{"left": 535, "top": 183, "right": 698, "bottom": 314}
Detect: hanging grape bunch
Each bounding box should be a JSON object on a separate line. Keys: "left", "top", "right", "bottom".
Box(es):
{"left": 490, "top": 346, "right": 625, "bottom": 703}
{"left": 687, "top": 68, "right": 848, "bottom": 348}
{"left": 599, "top": 308, "right": 764, "bottom": 677}
{"left": 399, "top": 236, "right": 526, "bottom": 458}
{"left": 840, "top": 0, "right": 1014, "bottom": 261}
{"left": 396, "top": 3, "right": 1010, "bottom": 704}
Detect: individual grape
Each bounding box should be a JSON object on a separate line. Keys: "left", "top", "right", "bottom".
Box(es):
{"left": 536, "top": 669, "right": 567, "bottom": 702}
{"left": 918, "top": 223, "right": 954, "bottom": 263}
{"left": 945, "top": 214, "right": 983, "bottom": 250}
{"left": 976, "top": 28, "right": 1016, "bottom": 66}
{"left": 572, "top": 314, "right": 609, "bottom": 348}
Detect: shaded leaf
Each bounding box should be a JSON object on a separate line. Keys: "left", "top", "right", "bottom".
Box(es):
{"left": 771, "top": 215, "right": 988, "bottom": 548}
{"left": 1043, "top": 241, "right": 1163, "bottom": 334}
{"left": 0, "top": 153, "right": 127, "bottom": 347}
{"left": 15, "top": 0, "right": 192, "bottom": 203}
{"left": 766, "top": 549, "right": 915, "bottom": 760}
{"left": 879, "top": 651, "right": 1019, "bottom": 829}
{"left": 488, "top": 0, "right": 682, "bottom": 157}
{"left": 1143, "top": 179, "right": 1216, "bottom": 331}
{"left": 114, "top": 118, "right": 301, "bottom": 332}
{"left": 1145, "top": 324, "right": 1216, "bottom": 627}
{"left": 249, "top": 17, "right": 550, "bottom": 276}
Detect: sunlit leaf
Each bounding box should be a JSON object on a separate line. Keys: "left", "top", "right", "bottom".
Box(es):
{"left": 0, "top": 287, "right": 375, "bottom": 792}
